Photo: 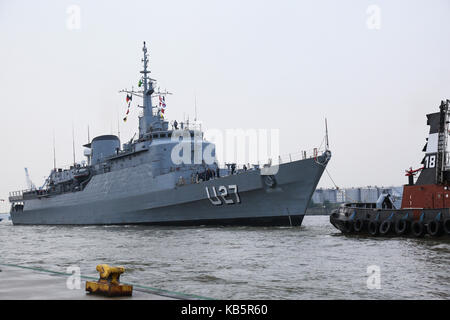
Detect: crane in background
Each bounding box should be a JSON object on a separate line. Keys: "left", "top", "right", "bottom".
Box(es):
{"left": 24, "top": 168, "right": 36, "bottom": 190}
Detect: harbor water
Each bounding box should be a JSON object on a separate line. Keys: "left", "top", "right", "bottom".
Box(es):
{"left": 0, "top": 216, "right": 449, "bottom": 299}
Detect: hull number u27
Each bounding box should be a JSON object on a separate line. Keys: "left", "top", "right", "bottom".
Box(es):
{"left": 206, "top": 185, "right": 241, "bottom": 205}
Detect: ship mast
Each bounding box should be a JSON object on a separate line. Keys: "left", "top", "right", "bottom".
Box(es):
{"left": 140, "top": 41, "right": 155, "bottom": 135}
{"left": 437, "top": 100, "right": 450, "bottom": 184}
{"left": 119, "top": 42, "right": 171, "bottom": 137}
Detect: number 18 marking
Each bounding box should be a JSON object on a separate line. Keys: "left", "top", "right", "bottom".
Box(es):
{"left": 424, "top": 155, "right": 436, "bottom": 169}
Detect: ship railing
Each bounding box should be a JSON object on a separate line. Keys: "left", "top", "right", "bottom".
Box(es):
{"left": 181, "top": 122, "right": 202, "bottom": 131}
{"left": 9, "top": 190, "right": 23, "bottom": 197}
{"left": 8, "top": 190, "right": 24, "bottom": 202}
{"left": 53, "top": 162, "right": 88, "bottom": 173}
{"left": 176, "top": 146, "right": 328, "bottom": 186}
{"left": 272, "top": 147, "right": 328, "bottom": 165}
{"left": 210, "top": 147, "right": 328, "bottom": 174}
{"left": 9, "top": 187, "right": 54, "bottom": 202}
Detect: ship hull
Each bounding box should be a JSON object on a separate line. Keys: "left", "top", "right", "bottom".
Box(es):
{"left": 11, "top": 155, "right": 329, "bottom": 226}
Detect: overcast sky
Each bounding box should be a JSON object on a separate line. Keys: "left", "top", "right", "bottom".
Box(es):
{"left": 0, "top": 0, "right": 449, "bottom": 209}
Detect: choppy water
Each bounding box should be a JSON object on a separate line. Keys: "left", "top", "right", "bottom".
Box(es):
{"left": 0, "top": 215, "right": 449, "bottom": 299}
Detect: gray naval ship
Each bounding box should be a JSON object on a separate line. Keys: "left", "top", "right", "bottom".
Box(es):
{"left": 9, "top": 42, "right": 331, "bottom": 226}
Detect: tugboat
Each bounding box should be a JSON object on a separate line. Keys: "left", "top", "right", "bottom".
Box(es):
{"left": 330, "top": 99, "right": 450, "bottom": 237}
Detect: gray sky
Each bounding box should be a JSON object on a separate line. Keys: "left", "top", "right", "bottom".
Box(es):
{"left": 0, "top": 0, "right": 449, "bottom": 208}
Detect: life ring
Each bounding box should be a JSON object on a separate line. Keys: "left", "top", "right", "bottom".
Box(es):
{"left": 443, "top": 219, "right": 450, "bottom": 235}
{"left": 395, "top": 219, "right": 409, "bottom": 235}
{"left": 427, "top": 220, "right": 442, "bottom": 237}
{"left": 353, "top": 219, "right": 364, "bottom": 232}
{"left": 411, "top": 221, "right": 425, "bottom": 237}
{"left": 379, "top": 220, "right": 393, "bottom": 236}
{"left": 368, "top": 220, "right": 379, "bottom": 236}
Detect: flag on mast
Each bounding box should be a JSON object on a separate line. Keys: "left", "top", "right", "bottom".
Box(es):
{"left": 123, "top": 101, "right": 131, "bottom": 122}
{"left": 159, "top": 95, "right": 166, "bottom": 108}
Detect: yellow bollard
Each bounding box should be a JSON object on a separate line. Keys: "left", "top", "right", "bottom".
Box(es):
{"left": 85, "top": 264, "right": 133, "bottom": 297}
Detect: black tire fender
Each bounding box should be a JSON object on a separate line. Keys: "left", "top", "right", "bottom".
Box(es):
{"left": 379, "top": 220, "right": 393, "bottom": 235}
{"left": 443, "top": 219, "right": 450, "bottom": 235}
{"left": 427, "top": 220, "right": 443, "bottom": 237}
{"left": 343, "top": 220, "right": 353, "bottom": 233}
{"left": 368, "top": 220, "right": 379, "bottom": 236}
{"left": 411, "top": 221, "right": 425, "bottom": 238}
{"left": 395, "top": 219, "right": 409, "bottom": 235}
{"left": 353, "top": 219, "right": 364, "bottom": 232}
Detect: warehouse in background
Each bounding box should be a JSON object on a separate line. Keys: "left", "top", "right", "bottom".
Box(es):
{"left": 306, "top": 186, "right": 403, "bottom": 215}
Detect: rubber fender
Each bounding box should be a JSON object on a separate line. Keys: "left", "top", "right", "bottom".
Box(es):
{"left": 368, "top": 220, "right": 379, "bottom": 236}
{"left": 411, "top": 221, "right": 425, "bottom": 238}
{"left": 427, "top": 220, "right": 443, "bottom": 237}
{"left": 379, "top": 220, "right": 393, "bottom": 236}
{"left": 443, "top": 219, "right": 450, "bottom": 235}
{"left": 395, "top": 219, "right": 409, "bottom": 235}
{"left": 343, "top": 220, "right": 353, "bottom": 233}
{"left": 353, "top": 219, "right": 364, "bottom": 232}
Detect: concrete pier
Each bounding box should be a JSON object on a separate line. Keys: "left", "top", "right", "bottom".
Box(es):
{"left": 0, "top": 265, "right": 175, "bottom": 300}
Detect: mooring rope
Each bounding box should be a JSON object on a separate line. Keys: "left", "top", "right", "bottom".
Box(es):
{"left": 325, "top": 168, "right": 339, "bottom": 190}
{"left": 324, "top": 168, "right": 358, "bottom": 203}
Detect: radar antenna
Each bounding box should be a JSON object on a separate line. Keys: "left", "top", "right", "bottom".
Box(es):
{"left": 119, "top": 42, "right": 174, "bottom": 135}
